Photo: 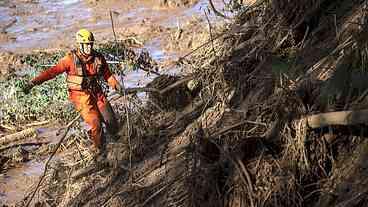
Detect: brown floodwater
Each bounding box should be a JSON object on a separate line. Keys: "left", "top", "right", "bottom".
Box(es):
{"left": 0, "top": 159, "right": 45, "bottom": 205}
{"left": 0, "top": 0, "right": 225, "bottom": 54}
{"left": 0, "top": 127, "right": 60, "bottom": 205}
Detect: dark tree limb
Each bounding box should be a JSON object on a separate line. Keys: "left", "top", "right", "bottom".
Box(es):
{"left": 24, "top": 114, "right": 81, "bottom": 207}
{"left": 0, "top": 141, "right": 50, "bottom": 153}
{"left": 208, "top": 0, "right": 230, "bottom": 19}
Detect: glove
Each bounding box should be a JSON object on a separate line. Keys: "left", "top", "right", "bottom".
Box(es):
{"left": 115, "top": 83, "right": 125, "bottom": 95}
{"left": 22, "top": 81, "right": 35, "bottom": 94}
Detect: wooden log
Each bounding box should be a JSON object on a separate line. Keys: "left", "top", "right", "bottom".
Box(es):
{"left": 25, "top": 120, "right": 50, "bottom": 127}
{"left": 0, "top": 128, "right": 38, "bottom": 146}
{"left": 71, "top": 162, "right": 109, "bottom": 180}
{"left": 0, "top": 124, "right": 15, "bottom": 131}
{"left": 125, "top": 87, "right": 161, "bottom": 94}
{"left": 306, "top": 109, "right": 368, "bottom": 129}
{"left": 160, "top": 76, "right": 194, "bottom": 94}
{"left": 0, "top": 141, "right": 49, "bottom": 153}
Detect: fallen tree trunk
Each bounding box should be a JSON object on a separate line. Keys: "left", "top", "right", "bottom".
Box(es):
{"left": 25, "top": 120, "right": 50, "bottom": 127}
{"left": 0, "top": 141, "right": 49, "bottom": 153}
{"left": 147, "top": 75, "right": 195, "bottom": 111}
{"left": 0, "top": 128, "right": 38, "bottom": 146}
{"left": 125, "top": 87, "right": 161, "bottom": 94}
{"left": 306, "top": 109, "right": 368, "bottom": 129}
{"left": 160, "top": 75, "right": 193, "bottom": 94}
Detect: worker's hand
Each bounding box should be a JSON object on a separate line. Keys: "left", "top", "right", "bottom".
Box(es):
{"left": 115, "top": 83, "right": 125, "bottom": 95}
{"left": 22, "top": 81, "right": 35, "bottom": 94}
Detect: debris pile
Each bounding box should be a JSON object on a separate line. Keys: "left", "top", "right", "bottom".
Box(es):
{"left": 3, "top": 0, "right": 368, "bottom": 206}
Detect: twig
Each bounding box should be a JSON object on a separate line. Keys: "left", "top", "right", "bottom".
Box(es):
{"left": 210, "top": 119, "right": 267, "bottom": 138}
{"left": 236, "top": 157, "right": 255, "bottom": 207}
{"left": 298, "top": 25, "right": 310, "bottom": 49}
{"left": 0, "top": 141, "right": 50, "bottom": 153}
{"left": 108, "top": 53, "right": 160, "bottom": 75}
{"left": 334, "top": 14, "right": 338, "bottom": 39}
{"left": 1, "top": 19, "right": 16, "bottom": 33}
{"left": 208, "top": 0, "right": 230, "bottom": 19}
{"left": 272, "top": 31, "right": 291, "bottom": 52}
{"left": 25, "top": 114, "right": 80, "bottom": 207}
{"left": 110, "top": 10, "right": 133, "bottom": 184}
{"left": 25, "top": 120, "right": 50, "bottom": 127}
{"left": 207, "top": 138, "right": 255, "bottom": 207}
{"left": 141, "top": 185, "right": 168, "bottom": 207}
{"left": 204, "top": 9, "right": 217, "bottom": 56}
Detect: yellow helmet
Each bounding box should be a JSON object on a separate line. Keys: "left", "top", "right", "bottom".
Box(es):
{"left": 76, "top": 29, "right": 94, "bottom": 44}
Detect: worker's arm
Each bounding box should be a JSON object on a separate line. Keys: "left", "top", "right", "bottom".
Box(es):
{"left": 22, "top": 56, "right": 70, "bottom": 94}
{"left": 100, "top": 56, "right": 123, "bottom": 91}
{"left": 31, "top": 56, "right": 70, "bottom": 85}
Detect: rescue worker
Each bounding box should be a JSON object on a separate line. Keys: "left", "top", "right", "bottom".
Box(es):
{"left": 22, "top": 29, "right": 123, "bottom": 158}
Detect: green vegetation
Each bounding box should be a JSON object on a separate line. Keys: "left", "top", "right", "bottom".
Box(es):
{"left": 0, "top": 51, "right": 75, "bottom": 126}
{"left": 0, "top": 42, "right": 155, "bottom": 126}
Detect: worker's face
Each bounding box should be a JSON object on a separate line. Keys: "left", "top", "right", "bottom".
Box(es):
{"left": 79, "top": 43, "right": 93, "bottom": 56}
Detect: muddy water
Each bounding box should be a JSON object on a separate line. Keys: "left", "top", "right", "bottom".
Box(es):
{"left": 1, "top": 0, "right": 223, "bottom": 83}
{"left": 0, "top": 0, "right": 225, "bottom": 53}
{"left": 0, "top": 160, "right": 44, "bottom": 205}
{"left": 0, "top": 0, "right": 225, "bottom": 205}
{"left": 0, "top": 127, "right": 60, "bottom": 205}
{"left": 0, "top": 0, "right": 92, "bottom": 51}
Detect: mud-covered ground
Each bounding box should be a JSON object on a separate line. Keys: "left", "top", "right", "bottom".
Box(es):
{"left": 0, "top": 0, "right": 226, "bottom": 77}
{"left": 0, "top": 0, "right": 227, "bottom": 205}
{"left": 0, "top": 0, "right": 223, "bottom": 54}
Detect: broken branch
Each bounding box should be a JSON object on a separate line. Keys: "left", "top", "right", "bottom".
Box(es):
{"left": 0, "top": 141, "right": 50, "bottom": 153}
{"left": 208, "top": 0, "right": 229, "bottom": 19}
{"left": 0, "top": 128, "right": 38, "bottom": 146}
{"left": 25, "top": 114, "right": 80, "bottom": 207}
{"left": 306, "top": 109, "right": 368, "bottom": 129}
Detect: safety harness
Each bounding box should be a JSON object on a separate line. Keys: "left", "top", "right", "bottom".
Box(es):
{"left": 66, "top": 50, "right": 104, "bottom": 91}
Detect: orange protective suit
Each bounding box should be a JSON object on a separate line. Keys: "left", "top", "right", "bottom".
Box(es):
{"left": 31, "top": 50, "right": 120, "bottom": 149}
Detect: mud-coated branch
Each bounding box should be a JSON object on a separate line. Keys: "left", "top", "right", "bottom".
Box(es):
{"left": 208, "top": 0, "right": 230, "bottom": 19}
{"left": 24, "top": 114, "right": 81, "bottom": 207}
{"left": 305, "top": 109, "right": 368, "bottom": 129}
{"left": 0, "top": 128, "right": 38, "bottom": 146}
{"left": 0, "top": 141, "right": 49, "bottom": 153}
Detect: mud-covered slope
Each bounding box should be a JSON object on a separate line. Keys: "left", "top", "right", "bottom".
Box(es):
{"left": 19, "top": 1, "right": 368, "bottom": 207}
